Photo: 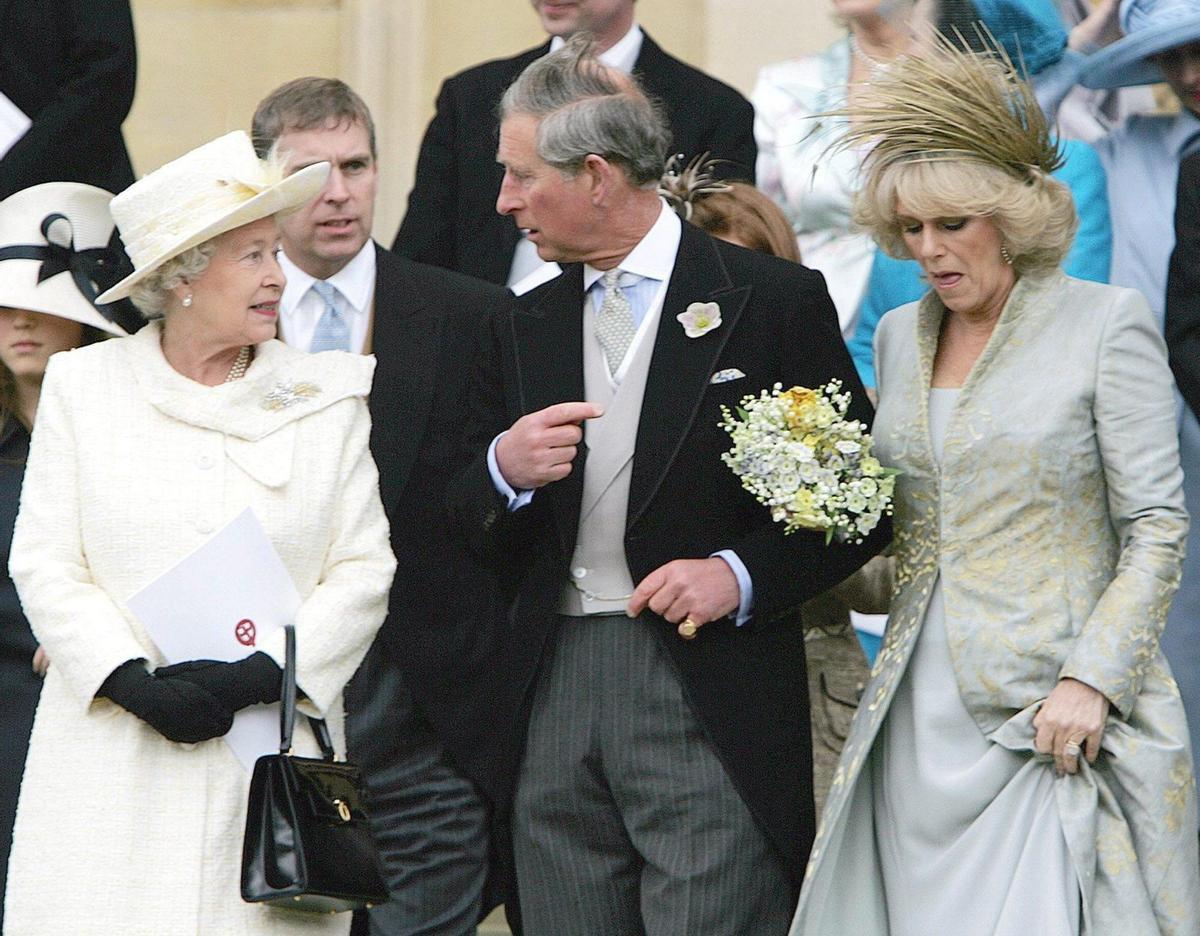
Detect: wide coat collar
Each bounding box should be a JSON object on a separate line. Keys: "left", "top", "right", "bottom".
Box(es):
{"left": 512, "top": 222, "right": 750, "bottom": 543}
{"left": 126, "top": 319, "right": 375, "bottom": 442}
{"left": 909, "top": 269, "right": 1067, "bottom": 475}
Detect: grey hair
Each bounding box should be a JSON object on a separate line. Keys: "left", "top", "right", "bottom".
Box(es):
{"left": 128, "top": 240, "right": 219, "bottom": 320}
{"left": 499, "top": 35, "right": 669, "bottom": 188}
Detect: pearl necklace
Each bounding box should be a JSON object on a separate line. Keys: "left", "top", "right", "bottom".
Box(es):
{"left": 848, "top": 33, "right": 898, "bottom": 77}
{"left": 224, "top": 346, "right": 252, "bottom": 383}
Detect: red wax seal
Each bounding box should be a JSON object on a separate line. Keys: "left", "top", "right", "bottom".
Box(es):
{"left": 235, "top": 619, "right": 256, "bottom": 647}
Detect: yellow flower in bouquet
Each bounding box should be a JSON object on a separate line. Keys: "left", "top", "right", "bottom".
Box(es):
{"left": 719, "top": 380, "right": 897, "bottom": 543}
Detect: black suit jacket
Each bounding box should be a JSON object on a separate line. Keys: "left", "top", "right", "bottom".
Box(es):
{"left": 0, "top": 0, "right": 136, "bottom": 198}
{"left": 362, "top": 245, "right": 515, "bottom": 791}
{"left": 447, "top": 221, "right": 890, "bottom": 890}
{"left": 393, "top": 33, "right": 756, "bottom": 284}
{"left": 1167, "top": 151, "right": 1200, "bottom": 419}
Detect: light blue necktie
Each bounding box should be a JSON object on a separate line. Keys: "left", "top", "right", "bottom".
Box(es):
{"left": 309, "top": 280, "right": 351, "bottom": 352}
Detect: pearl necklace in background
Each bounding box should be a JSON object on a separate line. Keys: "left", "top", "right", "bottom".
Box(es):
{"left": 848, "top": 32, "right": 904, "bottom": 77}
{"left": 224, "top": 345, "right": 252, "bottom": 383}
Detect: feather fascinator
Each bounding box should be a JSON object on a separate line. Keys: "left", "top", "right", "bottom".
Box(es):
{"left": 657, "top": 153, "right": 733, "bottom": 221}
{"left": 832, "top": 29, "right": 1064, "bottom": 182}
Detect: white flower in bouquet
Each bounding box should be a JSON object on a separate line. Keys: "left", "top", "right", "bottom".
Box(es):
{"left": 719, "top": 380, "right": 897, "bottom": 543}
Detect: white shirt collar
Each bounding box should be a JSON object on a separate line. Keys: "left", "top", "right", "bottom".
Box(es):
{"left": 583, "top": 199, "right": 681, "bottom": 291}
{"left": 550, "top": 22, "right": 643, "bottom": 74}
{"left": 279, "top": 240, "right": 376, "bottom": 318}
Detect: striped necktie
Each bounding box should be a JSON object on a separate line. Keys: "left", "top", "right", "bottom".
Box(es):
{"left": 309, "top": 280, "right": 351, "bottom": 352}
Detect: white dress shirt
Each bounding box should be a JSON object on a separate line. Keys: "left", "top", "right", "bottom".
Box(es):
{"left": 279, "top": 242, "right": 376, "bottom": 353}
{"left": 548, "top": 21, "right": 643, "bottom": 71}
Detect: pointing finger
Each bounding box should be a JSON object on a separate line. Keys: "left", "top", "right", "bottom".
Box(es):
{"left": 540, "top": 401, "right": 604, "bottom": 427}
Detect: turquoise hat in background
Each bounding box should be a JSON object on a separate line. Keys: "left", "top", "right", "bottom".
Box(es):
{"left": 970, "top": 0, "right": 1070, "bottom": 77}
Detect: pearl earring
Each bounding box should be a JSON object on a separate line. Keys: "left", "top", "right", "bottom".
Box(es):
{"left": 182, "top": 293, "right": 193, "bottom": 308}
{"left": 1000, "top": 244, "right": 1013, "bottom": 266}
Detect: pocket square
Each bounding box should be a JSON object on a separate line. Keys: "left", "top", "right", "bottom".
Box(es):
{"left": 709, "top": 368, "right": 746, "bottom": 385}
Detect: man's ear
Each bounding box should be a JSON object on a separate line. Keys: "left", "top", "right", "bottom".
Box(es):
{"left": 581, "top": 153, "right": 617, "bottom": 205}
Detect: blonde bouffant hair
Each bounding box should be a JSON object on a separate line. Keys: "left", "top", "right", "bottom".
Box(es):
{"left": 854, "top": 158, "right": 1077, "bottom": 276}
{"left": 834, "top": 29, "right": 1078, "bottom": 276}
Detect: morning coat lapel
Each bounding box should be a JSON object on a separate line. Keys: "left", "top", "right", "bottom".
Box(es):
{"left": 513, "top": 265, "right": 587, "bottom": 553}
{"left": 368, "top": 245, "right": 441, "bottom": 511}
{"left": 628, "top": 224, "right": 748, "bottom": 529}
{"left": 630, "top": 33, "right": 671, "bottom": 97}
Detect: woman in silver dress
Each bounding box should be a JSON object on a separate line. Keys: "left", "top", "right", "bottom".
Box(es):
{"left": 791, "top": 37, "right": 1199, "bottom": 936}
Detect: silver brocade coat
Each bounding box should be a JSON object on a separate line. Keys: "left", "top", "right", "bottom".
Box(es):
{"left": 792, "top": 271, "right": 1200, "bottom": 935}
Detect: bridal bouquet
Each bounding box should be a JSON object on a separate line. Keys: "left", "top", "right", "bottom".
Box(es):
{"left": 719, "top": 380, "right": 896, "bottom": 543}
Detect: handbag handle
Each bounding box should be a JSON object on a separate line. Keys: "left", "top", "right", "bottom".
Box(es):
{"left": 278, "top": 624, "right": 336, "bottom": 761}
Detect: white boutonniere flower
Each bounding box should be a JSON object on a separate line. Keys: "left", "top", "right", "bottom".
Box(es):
{"left": 677, "top": 301, "right": 722, "bottom": 338}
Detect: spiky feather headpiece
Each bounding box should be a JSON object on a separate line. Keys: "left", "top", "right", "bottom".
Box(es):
{"left": 657, "top": 153, "right": 733, "bottom": 221}
{"left": 832, "top": 28, "right": 1063, "bottom": 182}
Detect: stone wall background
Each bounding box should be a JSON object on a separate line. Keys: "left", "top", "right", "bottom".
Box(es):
{"left": 126, "top": 0, "right": 840, "bottom": 239}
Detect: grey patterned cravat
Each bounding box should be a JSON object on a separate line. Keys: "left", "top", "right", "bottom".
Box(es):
{"left": 595, "top": 268, "right": 638, "bottom": 375}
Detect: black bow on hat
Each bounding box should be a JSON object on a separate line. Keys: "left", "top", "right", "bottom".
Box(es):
{"left": 0, "top": 213, "right": 134, "bottom": 324}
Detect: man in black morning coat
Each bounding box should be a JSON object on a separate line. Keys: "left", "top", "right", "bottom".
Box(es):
{"left": 393, "top": 0, "right": 756, "bottom": 286}
{"left": 252, "top": 79, "right": 516, "bottom": 936}
{"left": 0, "top": 0, "right": 136, "bottom": 198}
{"left": 448, "top": 40, "right": 888, "bottom": 935}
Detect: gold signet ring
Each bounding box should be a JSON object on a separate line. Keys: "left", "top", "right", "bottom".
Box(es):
{"left": 678, "top": 617, "right": 699, "bottom": 639}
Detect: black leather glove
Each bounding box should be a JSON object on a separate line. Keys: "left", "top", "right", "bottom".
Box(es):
{"left": 96, "top": 659, "right": 235, "bottom": 743}
{"left": 154, "top": 652, "right": 283, "bottom": 712}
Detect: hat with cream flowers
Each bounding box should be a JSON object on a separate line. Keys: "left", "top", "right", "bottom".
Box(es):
{"left": 96, "top": 130, "right": 329, "bottom": 304}
{"left": 0, "top": 182, "right": 130, "bottom": 336}
{"left": 1081, "top": 0, "right": 1200, "bottom": 89}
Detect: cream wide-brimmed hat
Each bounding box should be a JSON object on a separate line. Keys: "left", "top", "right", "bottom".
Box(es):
{"left": 96, "top": 130, "right": 329, "bottom": 304}
{"left": 0, "top": 183, "right": 130, "bottom": 336}
{"left": 1081, "top": 0, "right": 1200, "bottom": 89}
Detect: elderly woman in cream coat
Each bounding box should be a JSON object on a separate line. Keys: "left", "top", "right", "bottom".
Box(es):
{"left": 791, "top": 44, "right": 1199, "bottom": 936}
{"left": 4, "top": 132, "right": 396, "bottom": 936}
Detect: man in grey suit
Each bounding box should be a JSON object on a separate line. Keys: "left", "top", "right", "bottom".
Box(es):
{"left": 448, "top": 39, "right": 888, "bottom": 935}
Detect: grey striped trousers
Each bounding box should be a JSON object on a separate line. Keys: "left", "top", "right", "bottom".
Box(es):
{"left": 513, "top": 614, "right": 793, "bottom": 935}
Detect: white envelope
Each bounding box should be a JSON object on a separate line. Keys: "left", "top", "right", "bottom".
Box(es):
{"left": 127, "top": 507, "right": 302, "bottom": 771}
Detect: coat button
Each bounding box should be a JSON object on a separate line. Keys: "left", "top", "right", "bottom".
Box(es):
{"left": 572, "top": 567, "right": 587, "bottom": 579}
{"left": 195, "top": 518, "right": 214, "bottom": 534}
{"left": 197, "top": 453, "right": 214, "bottom": 469}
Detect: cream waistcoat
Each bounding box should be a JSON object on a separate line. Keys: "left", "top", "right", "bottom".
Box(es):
{"left": 559, "top": 293, "right": 664, "bottom": 615}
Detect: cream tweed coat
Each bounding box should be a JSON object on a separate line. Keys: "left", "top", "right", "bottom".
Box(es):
{"left": 4, "top": 323, "right": 396, "bottom": 935}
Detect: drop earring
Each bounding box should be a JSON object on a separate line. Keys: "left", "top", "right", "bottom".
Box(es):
{"left": 182, "top": 293, "right": 193, "bottom": 308}
{"left": 1000, "top": 244, "right": 1013, "bottom": 265}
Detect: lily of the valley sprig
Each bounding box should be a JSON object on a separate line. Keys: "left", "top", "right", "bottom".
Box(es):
{"left": 677, "top": 301, "right": 722, "bottom": 338}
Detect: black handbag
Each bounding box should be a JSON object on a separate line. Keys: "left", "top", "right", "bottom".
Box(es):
{"left": 240, "top": 624, "right": 389, "bottom": 912}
